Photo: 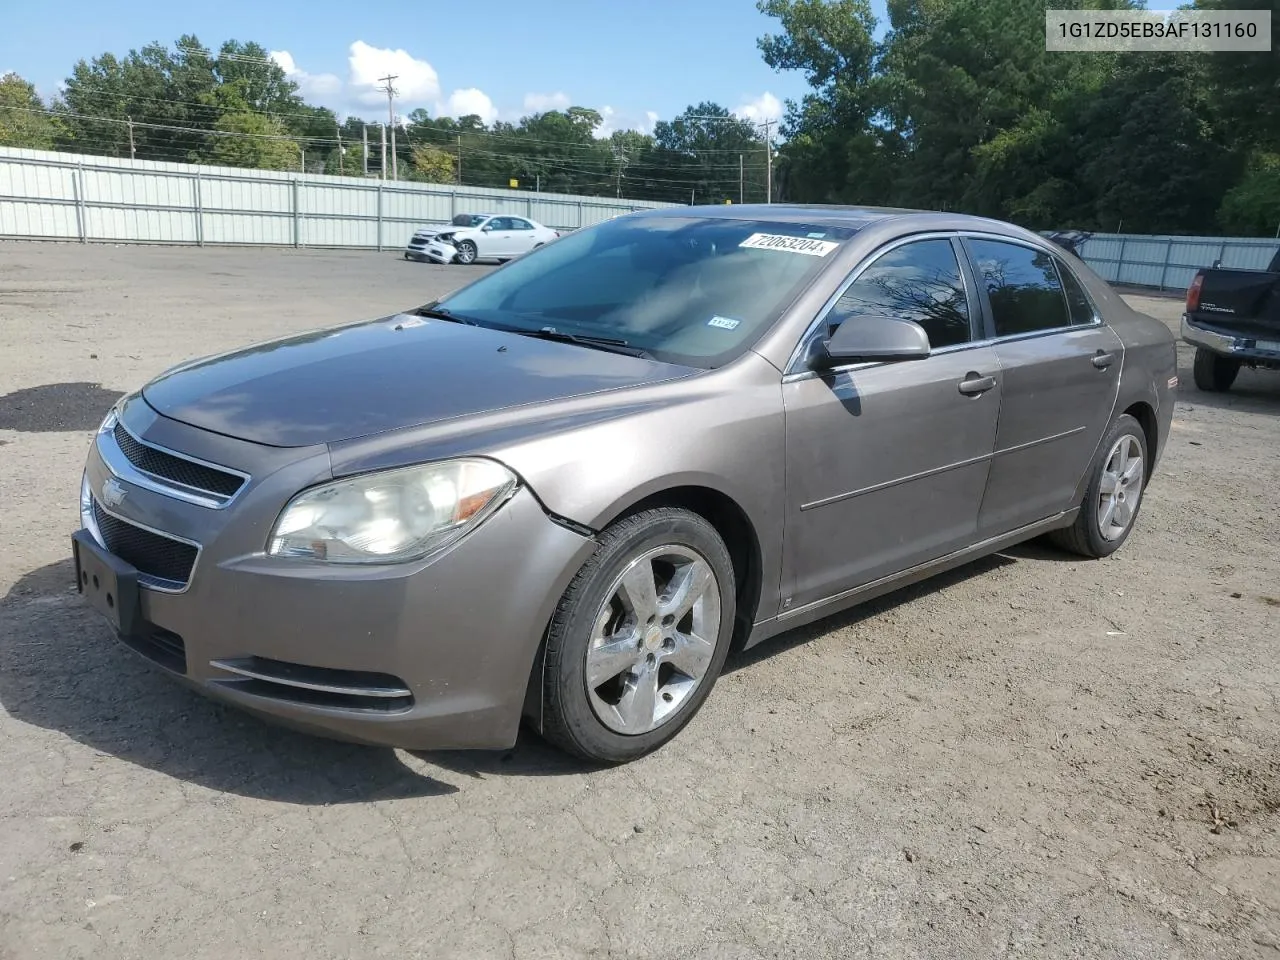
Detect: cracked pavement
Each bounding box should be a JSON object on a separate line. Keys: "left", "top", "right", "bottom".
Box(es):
{"left": 1, "top": 243, "right": 1278, "bottom": 959}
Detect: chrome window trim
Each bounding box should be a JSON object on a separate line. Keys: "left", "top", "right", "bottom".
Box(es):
{"left": 782, "top": 230, "right": 983, "bottom": 378}
{"left": 80, "top": 472, "right": 203, "bottom": 595}
{"left": 100, "top": 415, "right": 250, "bottom": 510}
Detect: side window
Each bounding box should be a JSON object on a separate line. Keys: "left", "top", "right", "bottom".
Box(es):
{"left": 509, "top": 218, "right": 533, "bottom": 231}
{"left": 826, "top": 238, "right": 972, "bottom": 349}
{"left": 1056, "top": 259, "right": 1097, "bottom": 325}
{"left": 486, "top": 217, "right": 509, "bottom": 230}
{"left": 967, "top": 239, "right": 1070, "bottom": 336}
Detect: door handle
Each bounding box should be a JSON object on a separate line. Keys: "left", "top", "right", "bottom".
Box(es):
{"left": 958, "top": 374, "right": 996, "bottom": 396}
{"left": 1092, "top": 351, "right": 1115, "bottom": 369}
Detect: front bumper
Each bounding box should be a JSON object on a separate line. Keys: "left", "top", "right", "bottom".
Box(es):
{"left": 1181, "top": 315, "right": 1280, "bottom": 364}
{"left": 77, "top": 398, "right": 596, "bottom": 750}
{"left": 404, "top": 238, "right": 457, "bottom": 263}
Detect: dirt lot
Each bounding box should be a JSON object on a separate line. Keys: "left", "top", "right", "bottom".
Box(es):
{"left": 1, "top": 242, "right": 1278, "bottom": 960}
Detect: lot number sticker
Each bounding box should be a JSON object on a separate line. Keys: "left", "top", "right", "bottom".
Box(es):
{"left": 739, "top": 233, "right": 839, "bottom": 257}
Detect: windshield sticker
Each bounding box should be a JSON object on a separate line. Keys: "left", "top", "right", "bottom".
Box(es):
{"left": 739, "top": 233, "right": 839, "bottom": 257}
{"left": 807, "top": 232, "right": 827, "bottom": 238}
{"left": 707, "top": 316, "right": 742, "bottom": 330}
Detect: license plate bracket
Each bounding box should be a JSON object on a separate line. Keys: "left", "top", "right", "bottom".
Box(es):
{"left": 72, "top": 530, "right": 140, "bottom": 636}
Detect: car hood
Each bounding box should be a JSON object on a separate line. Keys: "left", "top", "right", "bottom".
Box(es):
{"left": 142, "top": 315, "right": 693, "bottom": 447}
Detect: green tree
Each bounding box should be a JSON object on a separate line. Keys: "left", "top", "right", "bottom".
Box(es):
{"left": 210, "top": 111, "right": 300, "bottom": 170}
{"left": 1218, "top": 151, "right": 1280, "bottom": 236}
{"left": 410, "top": 143, "right": 456, "bottom": 182}
{"left": 0, "top": 73, "right": 58, "bottom": 149}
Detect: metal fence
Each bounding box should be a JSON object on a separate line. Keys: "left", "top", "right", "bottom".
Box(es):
{"left": 1074, "top": 232, "right": 1280, "bottom": 293}
{"left": 0, "top": 146, "right": 677, "bottom": 249}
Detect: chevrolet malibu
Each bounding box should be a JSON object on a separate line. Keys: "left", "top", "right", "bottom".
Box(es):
{"left": 73, "top": 205, "right": 1178, "bottom": 763}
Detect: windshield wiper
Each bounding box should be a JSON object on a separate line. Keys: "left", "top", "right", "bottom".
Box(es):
{"left": 509, "top": 326, "right": 652, "bottom": 358}
{"left": 412, "top": 305, "right": 482, "bottom": 326}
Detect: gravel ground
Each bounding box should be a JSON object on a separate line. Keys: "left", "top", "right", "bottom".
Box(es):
{"left": 1, "top": 242, "right": 1278, "bottom": 960}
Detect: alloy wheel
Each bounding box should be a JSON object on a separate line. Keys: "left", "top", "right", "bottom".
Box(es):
{"left": 584, "top": 545, "right": 721, "bottom": 735}
{"left": 1097, "top": 433, "right": 1144, "bottom": 541}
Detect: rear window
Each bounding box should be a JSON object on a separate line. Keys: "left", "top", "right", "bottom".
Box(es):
{"left": 436, "top": 216, "right": 858, "bottom": 368}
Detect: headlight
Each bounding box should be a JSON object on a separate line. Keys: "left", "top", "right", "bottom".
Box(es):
{"left": 436, "top": 232, "right": 455, "bottom": 243}
{"left": 267, "top": 458, "right": 517, "bottom": 564}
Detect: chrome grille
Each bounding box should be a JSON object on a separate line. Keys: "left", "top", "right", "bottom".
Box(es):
{"left": 112, "top": 422, "right": 245, "bottom": 501}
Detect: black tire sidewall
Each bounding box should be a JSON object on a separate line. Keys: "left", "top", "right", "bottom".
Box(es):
{"left": 1076, "top": 413, "right": 1148, "bottom": 557}
{"left": 544, "top": 509, "right": 736, "bottom": 763}
{"left": 1193, "top": 348, "right": 1240, "bottom": 392}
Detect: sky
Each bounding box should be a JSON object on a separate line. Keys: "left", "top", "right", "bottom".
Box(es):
{"left": 1, "top": 0, "right": 889, "bottom": 136}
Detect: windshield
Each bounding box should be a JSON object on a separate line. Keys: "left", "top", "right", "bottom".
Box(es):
{"left": 434, "top": 216, "right": 856, "bottom": 367}
{"left": 450, "top": 214, "right": 489, "bottom": 227}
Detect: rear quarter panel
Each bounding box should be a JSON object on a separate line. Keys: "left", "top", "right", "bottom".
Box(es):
{"left": 1073, "top": 260, "right": 1178, "bottom": 481}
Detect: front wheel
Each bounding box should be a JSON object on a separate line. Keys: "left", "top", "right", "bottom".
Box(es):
{"left": 1193, "top": 347, "right": 1240, "bottom": 392}
{"left": 453, "top": 240, "right": 478, "bottom": 265}
{"left": 538, "top": 508, "right": 737, "bottom": 763}
{"left": 1049, "top": 413, "right": 1148, "bottom": 559}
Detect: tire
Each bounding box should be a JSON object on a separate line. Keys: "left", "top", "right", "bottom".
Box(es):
{"left": 1049, "top": 413, "right": 1149, "bottom": 559}
{"left": 1193, "top": 348, "right": 1240, "bottom": 392}
{"left": 539, "top": 507, "right": 737, "bottom": 763}
{"left": 454, "top": 240, "right": 478, "bottom": 265}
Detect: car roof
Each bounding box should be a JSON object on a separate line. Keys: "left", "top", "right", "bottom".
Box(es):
{"left": 628, "top": 203, "right": 1049, "bottom": 245}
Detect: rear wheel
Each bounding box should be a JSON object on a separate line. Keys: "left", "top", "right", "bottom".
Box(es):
{"left": 1050, "top": 413, "right": 1148, "bottom": 559}
{"left": 1193, "top": 348, "right": 1240, "bottom": 392}
{"left": 538, "top": 508, "right": 736, "bottom": 763}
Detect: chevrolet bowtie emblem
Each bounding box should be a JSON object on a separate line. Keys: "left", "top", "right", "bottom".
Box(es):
{"left": 101, "top": 477, "right": 128, "bottom": 508}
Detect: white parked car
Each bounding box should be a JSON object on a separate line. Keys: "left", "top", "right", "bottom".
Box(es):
{"left": 405, "top": 214, "right": 559, "bottom": 265}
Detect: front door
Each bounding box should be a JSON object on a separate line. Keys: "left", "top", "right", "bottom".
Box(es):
{"left": 782, "top": 236, "right": 1002, "bottom": 613}
{"left": 961, "top": 238, "right": 1124, "bottom": 536}
{"left": 480, "top": 217, "right": 516, "bottom": 257}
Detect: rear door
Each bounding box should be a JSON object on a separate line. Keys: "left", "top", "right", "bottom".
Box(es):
{"left": 962, "top": 236, "right": 1123, "bottom": 537}
{"left": 505, "top": 217, "right": 541, "bottom": 255}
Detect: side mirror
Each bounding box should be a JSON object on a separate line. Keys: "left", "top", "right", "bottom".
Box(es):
{"left": 812, "top": 315, "right": 931, "bottom": 370}
{"left": 482, "top": 224, "right": 495, "bottom": 232}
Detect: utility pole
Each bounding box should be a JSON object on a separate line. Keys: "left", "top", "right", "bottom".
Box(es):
{"left": 759, "top": 119, "right": 775, "bottom": 204}
{"left": 739, "top": 154, "right": 743, "bottom": 204}
{"left": 336, "top": 122, "right": 344, "bottom": 175}
{"left": 613, "top": 141, "right": 626, "bottom": 198}
{"left": 380, "top": 124, "right": 387, "bottom": 180}
{"left": 378, "top": 74, "right": 399, "bottom": 180}
{"left": 299, "top": 147, "right": 305, "bottom": 173}
{"left": 126, "top": 116, "right": 136, "bottom": 159}
{"left": 362, "top": 123, "right": 369, "bottom": 176}
{"left": 456, "top": 134, "right": 462, "bottom": 185}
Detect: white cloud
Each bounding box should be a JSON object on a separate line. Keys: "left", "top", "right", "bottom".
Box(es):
{"left": 347, "top": 40, "right": 441, "bottom": 107}
{"left": 523, "top": 91, "right": 571, "bottom": 114}
{"left": 438, "top": 88, "right": 498, "bottom": 125}
{"left": 733, "top": 92, "right": 783, "bottom": 124}
{"left": 594, "top": 106, "right": 661, "bottom": 139}
{"left": 269, "top": 50, "right": 343, "bottom": 100}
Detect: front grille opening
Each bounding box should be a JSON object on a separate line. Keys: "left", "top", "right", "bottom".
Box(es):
{"left": 113, "top": 422, "right": 244, "bottom": 499}
{"left": 118, "top": 624, "right": 187, "bottom": 674}
{"left": 210, "top": 656, "right": 414, "bottom": 713}
{"left": 92, "top": 500, "right": 197, "bottom": 586}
